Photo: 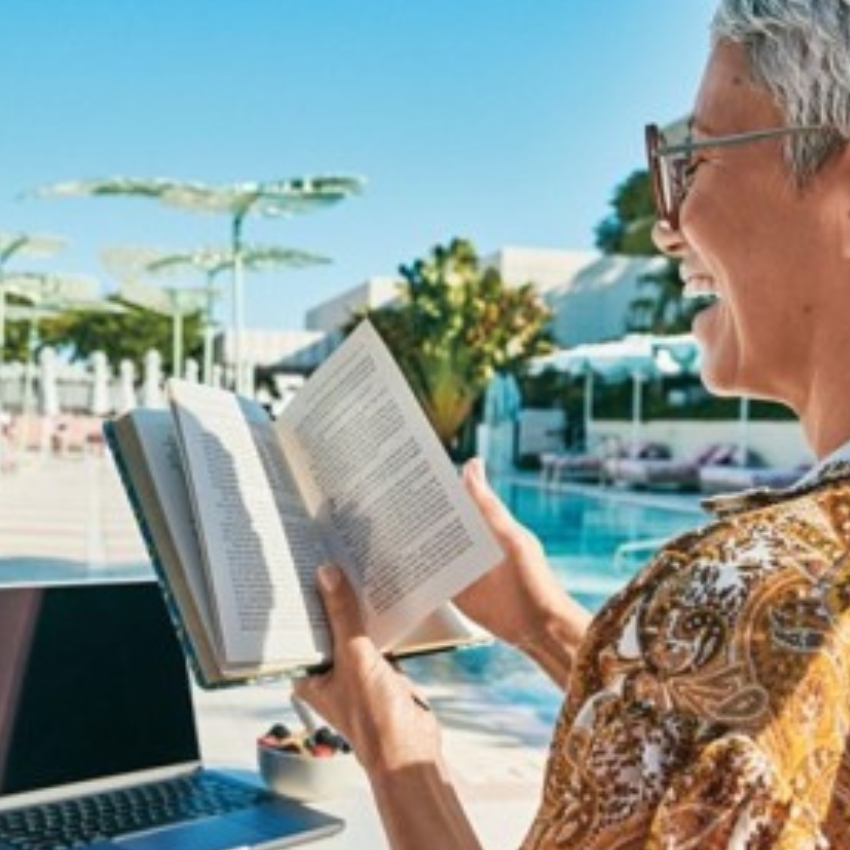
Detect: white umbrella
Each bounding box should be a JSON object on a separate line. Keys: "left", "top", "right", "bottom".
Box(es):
{"left": 531, "top": 335, "right": 658, "bottom": 447}
{"left": 651, "top": 333, "right": 701, "bottom": 376}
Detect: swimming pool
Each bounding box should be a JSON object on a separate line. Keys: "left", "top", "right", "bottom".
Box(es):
{"left": 406, "top": 480, "right": 704, "bottom": 723}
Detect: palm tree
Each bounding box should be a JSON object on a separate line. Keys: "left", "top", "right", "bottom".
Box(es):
{"left": 352, "top": 239, "right": 553, "bottom": 450}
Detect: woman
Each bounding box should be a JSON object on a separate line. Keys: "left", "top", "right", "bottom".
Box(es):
{"left": 296, "top": 2, "right": 850, "bottom": 846}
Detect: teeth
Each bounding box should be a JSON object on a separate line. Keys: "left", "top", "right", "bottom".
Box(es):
{"left": 682, "top": 274, "right": 719, "bottom": 301}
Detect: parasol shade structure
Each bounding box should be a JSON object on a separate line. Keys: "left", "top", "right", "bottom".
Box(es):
{"left": 2, "top": 271, "right": 100, "bottom": 305}
{"left": 32, "top": 174, "right": 365, "bottom": 393}
{"left": 1, "top": 271, "right": 125, "bottom": 418}
{"left": 29, "top": 177, "right": 183, "bottom": 202}
{"left": 103, "top": 243, "right": 332, "bottom": 383}
{"left": 113, "top": 276, "right": 209, "bottom": 381}
{"left": 0, "top": 231, "right": 68, "bottom": 265}
{"left": 0, "top": 231, "right": 69, "bottom": 365}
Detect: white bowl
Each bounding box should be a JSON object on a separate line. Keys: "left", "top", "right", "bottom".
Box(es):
{"left": 257, "top": 743, "right": 362, "bottom": 802}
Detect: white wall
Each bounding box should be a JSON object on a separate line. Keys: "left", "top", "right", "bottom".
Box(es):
{"left": 305, "top": 277, "right": 401, "bottom": 332}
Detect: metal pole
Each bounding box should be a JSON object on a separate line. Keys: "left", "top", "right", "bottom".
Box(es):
{"left": 583, "top": 370, "right": 594, "bottom": 447}
{"left": 174, "top": 309, "right": 184, "bottom": 381}
{"left": 168, "top": 290, "right": 184, "bottom": 380}
{"left": 631, "top": 371, "right": 643, "bottom": 450}
{"left": 232, "top": 213, "right": 245, "bottom": 394}
{"left": 203, "top": 271, "right": 215, "bottom": 385}
{"left": 738, "top": 396, "right": 751, "bottom": 467}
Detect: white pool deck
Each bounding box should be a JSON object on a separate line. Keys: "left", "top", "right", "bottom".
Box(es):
{"left": 0, "top": 449, "right": 563, "bottom": 848}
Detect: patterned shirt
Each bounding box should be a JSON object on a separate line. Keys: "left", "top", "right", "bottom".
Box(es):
{"left": 522, "top": 457, "right": 850, "bottom": 849}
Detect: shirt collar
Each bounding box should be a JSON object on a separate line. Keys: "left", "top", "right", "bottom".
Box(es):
{"left": 702, "top": 437, "right": 850, "bottom": 518}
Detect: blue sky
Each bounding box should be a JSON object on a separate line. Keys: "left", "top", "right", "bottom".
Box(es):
{"left": 1, "top": 0, "right": 717, "bottom": 330}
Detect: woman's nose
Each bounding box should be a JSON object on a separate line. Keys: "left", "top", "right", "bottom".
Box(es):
{"left": 651, "top": 220, "right": 686, "bottom": 258}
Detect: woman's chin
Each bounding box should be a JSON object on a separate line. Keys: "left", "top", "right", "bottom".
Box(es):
{"left": 692, "top": 307, "right": 739, "bottom": 395}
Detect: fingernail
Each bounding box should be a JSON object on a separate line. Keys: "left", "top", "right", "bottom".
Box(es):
{"left": 317, "top": 564, "right": 342, "bottom": 591}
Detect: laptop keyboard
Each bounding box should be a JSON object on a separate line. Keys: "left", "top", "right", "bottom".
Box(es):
{"left": 0, "top": 772, "right": 264, "bottom": 850}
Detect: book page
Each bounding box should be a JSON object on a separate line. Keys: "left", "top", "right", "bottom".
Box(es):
{"left": 168, "top": 380, "right": 327, "bottom": 668}
{"left": 278, "top": 320, "right": 504, "bottom": 649}
{"left": 114, "top": 411, "right": 216, "bottom": 646}
{"left": 389, "top": 603, "right": 491, "bottom": 658}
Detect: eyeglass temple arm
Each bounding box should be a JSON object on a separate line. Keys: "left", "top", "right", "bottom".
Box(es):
{"left": 656, "top": 125, "right": 824, "bottom": 157}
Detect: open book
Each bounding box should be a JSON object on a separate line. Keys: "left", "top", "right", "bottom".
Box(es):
{"left": 106, "top": 320, "right": 503, "bottom": 688}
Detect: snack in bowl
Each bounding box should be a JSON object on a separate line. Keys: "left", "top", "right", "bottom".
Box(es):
{"left": 257, "top": 723, "right": 360, "bottom": 802}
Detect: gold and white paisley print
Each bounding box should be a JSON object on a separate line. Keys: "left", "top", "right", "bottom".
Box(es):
{"left": 521, "top": 462, "right": 850, "bottom": 850}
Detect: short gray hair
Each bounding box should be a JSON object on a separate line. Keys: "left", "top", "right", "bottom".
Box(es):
{"left": 711, "top": 0, "right": 850, "bottom": 181}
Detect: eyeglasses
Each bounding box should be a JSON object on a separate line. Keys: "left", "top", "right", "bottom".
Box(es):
{"left": 645, "top": 122, "right": 825, "bottom": 230}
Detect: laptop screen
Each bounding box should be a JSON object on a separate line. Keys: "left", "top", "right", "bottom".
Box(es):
{"left": 0, "top": 581, "right": 199, "bottom": 798}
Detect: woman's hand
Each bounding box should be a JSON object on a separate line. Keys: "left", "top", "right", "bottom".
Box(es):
{"left": 455, "top": 458, "right": 591, "bottom": 688}
{"left": 296, "top": 566, "right": 483, "bottom": 850}
{"left": 293, "top": 565, "right": 441, "bottom": 776}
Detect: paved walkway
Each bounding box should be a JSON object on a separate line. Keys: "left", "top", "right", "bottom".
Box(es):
{"left": 0, "top": 448, "right": 148, "bottom": 572}
{"left": 0, "top": 449, "right": 544, "bottom": 847}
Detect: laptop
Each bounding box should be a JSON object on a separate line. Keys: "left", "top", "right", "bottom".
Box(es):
{"left": 0, "top": 580, "right": 344, "bottom": 850}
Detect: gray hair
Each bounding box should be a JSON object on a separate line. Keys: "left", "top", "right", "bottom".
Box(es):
{"left": 711, "top": 0, "right": 850, "bottom": 181}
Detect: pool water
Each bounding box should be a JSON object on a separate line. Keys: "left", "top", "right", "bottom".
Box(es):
{"left": 405, "top": 481, "right": 703, "bottom": 724}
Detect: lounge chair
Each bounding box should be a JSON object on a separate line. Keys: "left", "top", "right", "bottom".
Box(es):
{"left": 588, "top": 440, "right": 670, "bottom": 484}
{"left": 604, "top": 442, "right": 742, "bottom": 491}
{"left": 540, "top": 436, "right": 629, "bottom": 485}
{"left": 698, "top": 461, "right": 810, "bottom": 494}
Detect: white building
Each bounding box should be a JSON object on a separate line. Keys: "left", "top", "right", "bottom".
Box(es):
{"left": 481, "top": 246, "right": 596, "bottom": 294}
{"left": 545, "top": 253, "right": 665, "bottom": 346}
{"left": 305, "top": 276, "right": 402, "bottom": 334}
{"left": 482, "top": 246, "right": 663, "bottom": 347}
{"left": 257, "top": 246, "right": 661, "bottom": 374}
{"left": 217, "top": 329, "right": 331, "bottom": 374}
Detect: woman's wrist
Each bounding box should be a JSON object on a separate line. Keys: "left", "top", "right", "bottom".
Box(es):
{"left": 360, "top": 733, "right": 443, "bottom": 777}
{"left": 513, "top": 596, "right": 591, "bottom": 690}
{"left": 366, "top": 744, "right": 450, "bottom": 789}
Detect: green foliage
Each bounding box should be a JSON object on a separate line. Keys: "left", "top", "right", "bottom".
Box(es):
{"left": 626, "top": 261, "right": 697, "bottom": 334}
{"left": 350, "top": 238, "right": 553, "bottom": 450}
{"left": 8, "top": 298, "right": 204, "bottom": 374}
{"left": 594, "top": 170, "right": 656, "bottom": 256}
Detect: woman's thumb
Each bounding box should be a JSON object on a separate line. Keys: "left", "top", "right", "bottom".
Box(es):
{"left": 315, "top": 564, "right": 365, "bottom": 644}
{"left": 463, "top": 457, "right": 522, "bottom": 539}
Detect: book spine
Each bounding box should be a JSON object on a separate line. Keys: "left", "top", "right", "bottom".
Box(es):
{"left": 103, "top": 419, "right": 218, "bottom": 689}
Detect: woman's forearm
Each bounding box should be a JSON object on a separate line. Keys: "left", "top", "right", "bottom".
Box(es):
{"left": 368, "top": 758, "right": 483, "bottom": 850}
{"left": 518, "top": 594, "right": 591, "bottom": 690}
